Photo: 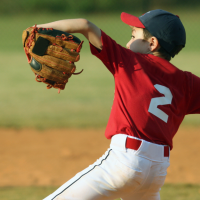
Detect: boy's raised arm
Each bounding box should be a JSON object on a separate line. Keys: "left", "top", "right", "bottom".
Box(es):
{"left": 37, "top": 19, "right": 102, "bottom": 50}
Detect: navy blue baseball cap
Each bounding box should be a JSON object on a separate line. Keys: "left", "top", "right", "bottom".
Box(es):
{"left": 121, "top": 9, "right": 186, "bottom": 57}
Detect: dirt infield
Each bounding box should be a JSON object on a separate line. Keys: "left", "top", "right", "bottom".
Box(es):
{"left": 0, "top": 127, "right": 199, "bottom": 186}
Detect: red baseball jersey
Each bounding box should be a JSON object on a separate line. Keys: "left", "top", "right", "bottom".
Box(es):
{"left": 90, "top": 31, "right": 200, "bottom": 149}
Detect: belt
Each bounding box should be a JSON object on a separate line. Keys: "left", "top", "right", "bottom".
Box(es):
{"left": 126, "top": 137, "right": 169, "bottom": 157}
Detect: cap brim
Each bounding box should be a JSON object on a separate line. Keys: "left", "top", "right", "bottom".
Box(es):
{"left": 121, "top": 12, "right": 145, "bottom": 28}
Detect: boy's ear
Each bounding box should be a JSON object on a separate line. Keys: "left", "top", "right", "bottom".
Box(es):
{"left": 149, "top": 36, "right": 160, "bottom": 52}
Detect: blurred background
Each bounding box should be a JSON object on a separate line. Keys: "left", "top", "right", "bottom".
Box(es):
{"left": 0, "top": 1, "right": 200, "bottom": 199}
{"left": 0, "top": 0, "right": 200, "bottom": 128}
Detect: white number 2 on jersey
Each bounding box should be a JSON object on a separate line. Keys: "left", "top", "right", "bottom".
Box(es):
{"left": 148, "top": 84, "right": 173, "bottom": 123}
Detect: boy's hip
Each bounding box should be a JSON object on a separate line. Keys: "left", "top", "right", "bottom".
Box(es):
{"left": 110, "top": 134, "right": 170, "bottom": 162}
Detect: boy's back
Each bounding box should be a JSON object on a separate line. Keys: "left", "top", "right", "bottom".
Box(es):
{"left": 91, "top": 31, "right": 200, "bottom": 150}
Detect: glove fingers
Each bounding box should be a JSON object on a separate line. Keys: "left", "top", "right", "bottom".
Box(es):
{"left": 31, "top": 64, "right": 70, "bottom": 84}
{"left": 46, "top": 45, "right": 80, "bottom": 62}
{"left": 24, "top": 27, "right": 82, "bottom": 51}
{"left": 31, "top": 54, "right": 76, "bottom": 74}
{"left": 35, "top": 34, "right": 80, "bottom": 51}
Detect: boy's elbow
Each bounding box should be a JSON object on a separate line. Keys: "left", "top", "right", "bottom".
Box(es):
{"left": 79, "top": 19, "right": 102, "bottom": 49}
{"left": 77, "top": 19, "right": 90, "bottom": 32}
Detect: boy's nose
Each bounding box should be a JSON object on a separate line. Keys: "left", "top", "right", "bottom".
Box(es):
{"left": 126, "top": 42, "right": 130, "bottom": 49}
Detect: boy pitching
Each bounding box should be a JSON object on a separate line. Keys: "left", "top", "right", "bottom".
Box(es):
{"left": 38, "top": 9, "right": 200, "bottom": 200}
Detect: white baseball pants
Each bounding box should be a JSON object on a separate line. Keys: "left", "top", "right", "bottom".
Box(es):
{"left": 43, "top": 134, "right": 170, "bottom": 200}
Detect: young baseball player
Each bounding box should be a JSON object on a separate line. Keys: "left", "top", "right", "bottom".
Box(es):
{"left": 38, "top": 9, "right": 200, "bottom": 200}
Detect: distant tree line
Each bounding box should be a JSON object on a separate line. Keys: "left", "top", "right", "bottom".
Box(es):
{"left": 0, "top": 0, "right": 199, "bottom": 15}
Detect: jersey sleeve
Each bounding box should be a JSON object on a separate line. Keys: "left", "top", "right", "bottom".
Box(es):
{"left": 186, "top": 72, "right": 200, "bottom": 114}
{"left": 89, "top": 30, "right": 133, "bottom": 75}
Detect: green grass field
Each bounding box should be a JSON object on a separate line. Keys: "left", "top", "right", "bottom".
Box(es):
{"left": 0, "top": 50, "right": 200, "bottom": 128}
{"left": 0, "top": 10, "right": 199, "bottom": 128}
{"left": 0, "top": 10, "right": 200, "bottom": 128}
{"left": 0, "top": 10, "right": 200, "bottom": 200}
{"left": 0, "top": 184, "right": 199, "bottom": 200}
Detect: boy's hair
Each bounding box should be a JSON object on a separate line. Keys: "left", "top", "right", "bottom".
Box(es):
{"left": 143, "top": 28, "right": 183, "bottom": 61}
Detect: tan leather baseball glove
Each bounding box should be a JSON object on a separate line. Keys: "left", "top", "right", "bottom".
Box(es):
{"left": 22, "top": 25, "right": 84, "bottom": 93}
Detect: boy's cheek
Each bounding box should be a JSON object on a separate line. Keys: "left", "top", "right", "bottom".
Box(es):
{"left": 130, "top": 40, "right": 149, "bottom": 54}
{"left": 129, "top": 40, "right": 142, "bottom": 52}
